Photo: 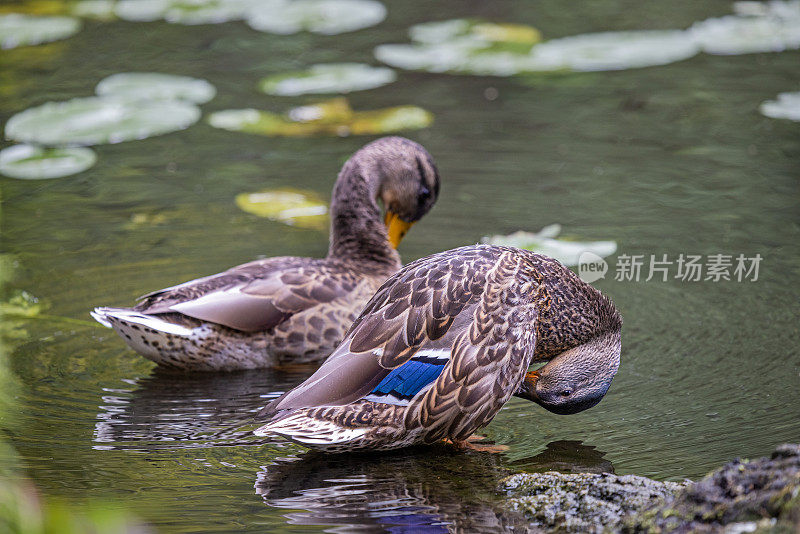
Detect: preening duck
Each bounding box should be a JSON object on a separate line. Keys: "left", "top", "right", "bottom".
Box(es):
{"left": 91, "top": 137, "right": 440, "bottom": 371}
{"left": 255, "top": 244, "right": 622, "bottom": 452}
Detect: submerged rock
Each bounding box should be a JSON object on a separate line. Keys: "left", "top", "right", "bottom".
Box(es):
{"left": 623, "top": 443, "right": 800, "bottom": 533}
{"left": 501, "top": 443, "right": 800, "bottom": 533}
{"left": 501, "top": 472, "right": 685, "bottom": 533}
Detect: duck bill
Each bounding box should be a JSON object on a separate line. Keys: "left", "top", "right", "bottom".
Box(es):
{"left": 514, "top": 370, "right": 540, "bottom": 402}
{"left": 384, "top": 211, "right": 414, "bottom": 249}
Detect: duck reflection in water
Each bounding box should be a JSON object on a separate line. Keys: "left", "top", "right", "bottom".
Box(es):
{"left": 508, "top": 440, "right": 615, "bottom": 475}
{"left": 92, "top": 368, "right": 309, "bottom": 451}
{"left": 255, "top": 441, "right": 614, "bottom": 533}
{"left": 256, "top": 448, "right": 525, "bottom": 533}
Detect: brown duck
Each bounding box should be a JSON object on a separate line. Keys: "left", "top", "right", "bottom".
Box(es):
{"left": 255, "top": 244, "right": 622, "bottom": 452}
{"left": 91, "top": 137, "right": 441, "bottom": 371}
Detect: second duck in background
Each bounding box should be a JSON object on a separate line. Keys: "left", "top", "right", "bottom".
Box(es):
{"left": 92, "top": 136, "right": 441, "bottom": 371}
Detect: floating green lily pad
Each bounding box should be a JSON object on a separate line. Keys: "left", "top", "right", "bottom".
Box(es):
{"left": 0, "top": 13, "right": 81, "bottom": 49}
{"left": 733, "top": 0, "right": 800, "bottom": 19}
{"left": 690, "top": 14, "right": 800, "bottom": 55}
{"left": 207, "top": 97, "right": 432, "bottom": 137}
{"left": 246, "top": 0, "right": 386, "bottom": 35}
{"left": 481, "top": 224, "right": 617, "bottom": 267}
{"left": 378, "top": 20, "right": 703, "bottom": 75}
{"left": 0, "top": 144, "right": 96, "bottom": 179}
{"left": 70, "top": 0, "right": 117, "bottom": 20}
{"left": 96, "top": 72, "right": 216, "bottom": 103}
{"left": 259, "top": 63, "right": 396, "bottom": 96}
{"left": 235, "top": 188, "right": 328, "bottom": 230}
{"left": 409, "top": 19, "right": 541, "bottom": 45}
{"left": 375, "top": 18, "right": 544, "bottom": 76}
{"left": 114, "top": 0, "right": 260, "bottom": 25}
{"left": 5, "top": 96, "right": 201, "bottom": 146}
{"left": 760, "top": 91, "right": 800, "bottom": 120}
{"left": 526, "top": 30, "right": 699, "bottom": 72}
{"left": 0, "top": 1, "right": 69, "bottom": 16}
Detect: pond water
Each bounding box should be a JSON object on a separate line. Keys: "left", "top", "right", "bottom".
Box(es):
{"left": 2, "top": 0, "right": 799, "bottom": 532}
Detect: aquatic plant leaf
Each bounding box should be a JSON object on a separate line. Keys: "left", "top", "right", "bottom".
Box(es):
{"left": 70, "top": 0, "right": 117, "bottom": 20}
{"left": 0, "top": 13, "right": 81, "bottom": 49}
{"left": 115, "top": 0, "right": 261, "bottom": 25}
{"left": 733, "top": 0, "right": 800, "bottom": 20}
{"left": 0, "top": 144, "right": 96, "bottom": 179}
{"left": 208, "top": 98, "right": 431, "bottom": 137}
{"left": 285, "top": 97, "right": 354, "bottom": 123}
{"left": 526, "top": 30, "right": 699, "bottom": 72}
{"left": 481, "top": 225, "right": 617, "bottom": 267}
{"left": 345, "top": 105, "right": 433, "bottom": 135}
{"left": 259, "top": 63, "right": 396, "bottom": 96}
{"left": 760, "top": 91, "right": 800, "bottom": 120}
{"left": 96, "top": 72, "right": 216, "bottom": 104}
{"left": 5, "top": 96, "right": 201, "bottom": 146}
{"left": 689, "top": 14, "right": 800, "bottom": 55}
{"left": 235, "top": 188, "right": 328, "bottom": 230}
{"left": 0, "top": 1, "right": 66, "bottom": 16}
{"left": 376, "top": 18, "right": 543, "bottom": 76}
{"left": 409, "top": 19, "right": 541, "bottom": 45}
{"left": 375, "top": 41, "right": 486, "bottom": 74}
{"left": 0, "top": 290, "right": 45, "bottom": 319}
{"left": 113, "top": 0, "right": 166, "bottom": 21}
{"left": 246, "top": 0, "right": 386, "bottom": 35}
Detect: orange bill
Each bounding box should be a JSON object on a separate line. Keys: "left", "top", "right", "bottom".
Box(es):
{"left": 515, "top": 370, "right": 540, "bottom": 402}
{"left": 384, "top": 211, "right": 415, "bottom": 249}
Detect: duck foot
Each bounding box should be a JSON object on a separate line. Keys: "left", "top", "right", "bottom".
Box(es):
{"left": 445, "top": 435, "right": 509, "bottom": 453}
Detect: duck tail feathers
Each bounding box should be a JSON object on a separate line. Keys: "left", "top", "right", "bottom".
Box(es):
{"left": 90, "top": 307, "right": 194, "bottom": 337}
{"left": 254, "top": 411, "right": 369, "bottom": 448}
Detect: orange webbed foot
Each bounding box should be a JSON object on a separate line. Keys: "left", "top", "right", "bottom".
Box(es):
{"left": 445, "top": 435, "right": 508, "bottom": 453}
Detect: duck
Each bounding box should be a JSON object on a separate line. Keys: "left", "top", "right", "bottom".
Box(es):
{"left": 91, "top": 136, "right": 441, "bottom": 371}
{"left": 255, "top": 244, "right": 622, "bottom": 452}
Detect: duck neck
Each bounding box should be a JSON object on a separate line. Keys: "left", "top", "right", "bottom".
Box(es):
{"left": 326, "top": 158, "right": 401, "bottom": 274}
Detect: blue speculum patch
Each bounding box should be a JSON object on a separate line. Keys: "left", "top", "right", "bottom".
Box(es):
{"left": 371, "top": 356, "right": 448, "bottom": 401}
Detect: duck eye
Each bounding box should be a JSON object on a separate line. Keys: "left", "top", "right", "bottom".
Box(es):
{"left": 559, "top": 389, "right": 573, "bottom": 397}
{"left": 418, "top": 186, "right": 431, "bottom": 202}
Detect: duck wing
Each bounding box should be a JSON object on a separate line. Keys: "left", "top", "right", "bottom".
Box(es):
{"left": 259, "top": 246, "right": 538, "bottom": 420}
{"left": 134, "top": 258, "right": 359, "bottom": 333}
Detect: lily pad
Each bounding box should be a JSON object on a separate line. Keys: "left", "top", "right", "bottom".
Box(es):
{"left": 481, "top": 224, "right": 617, "bottom": 267}
{"left": 0, "top": 144, "right": 96, "bottom": 179}
{"left": 689, "top": 14, "right": 800, "bottom": 54}
{"left": 5, "top": 96, "right": 201, "bottom": 146}
{"left": 235, "top": 188, "right": 328, "bottom": 230}
{"left": 0, "top": 13, "right": 81, "bottom": 49}
{"left": 375, "top": 18, "right": 544, "bottom": 76}
{"left": 733, "top": 0, "right": 800, "bottom": 19}
{"left": 207, "top": 97, "right": 432, "bottom": 137}
{"left": 409, "top": 19, "right": 541, "bottom": 46}
{"left": 246, "top": 0, "right": 386, "bottom": 35}
{"left": 0, "top": 1, "right": 65, "bottom": 16}
{"left": 96, "top": 72, "right": 216, "bottom": 104}
{"left": 114, "top": 0, "right": 261, "bottom": 25}
{"left": 760, "top": 91, "right": 800, "bottom": 120}
{"left": 259, "top": 63, "right": 396, "bottom": 96}
{"left": 526, "top": 30, "right": 699, "bottom": 72}
{"left": 70, "top": 0, "right": 118, "bottom": 20}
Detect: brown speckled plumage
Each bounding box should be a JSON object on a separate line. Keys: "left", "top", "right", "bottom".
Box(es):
{"left": 255, "top": 244, "right": 622, "bottom": 451}
{"left": 91, "top": 137, "right": 440, "bottom": 371}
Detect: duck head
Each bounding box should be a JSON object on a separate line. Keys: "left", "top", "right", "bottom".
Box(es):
{"left": 363, "top": 137, "right": 440, "bottom": 248}
{"left": 515, "top": 329, "right": 621, "bottom": 415}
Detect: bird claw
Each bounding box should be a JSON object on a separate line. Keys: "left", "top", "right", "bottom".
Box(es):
{"left": 445, "top": 435, "right": 508, "bottom": 453}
